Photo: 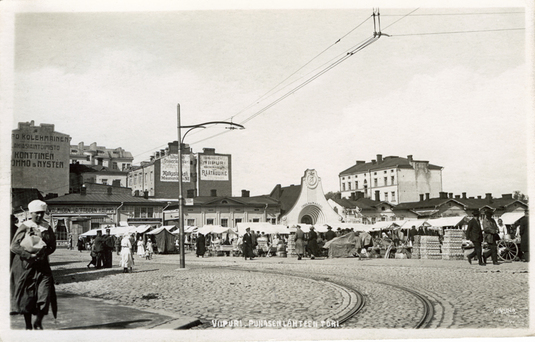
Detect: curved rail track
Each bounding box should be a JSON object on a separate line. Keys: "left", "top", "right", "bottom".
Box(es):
{"left": 211, "top": 265, "right": 435, "bottom": 329}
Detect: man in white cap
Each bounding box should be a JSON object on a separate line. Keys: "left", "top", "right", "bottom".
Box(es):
{"left": 10, "top": 199, "right": 57, "bottom": 329}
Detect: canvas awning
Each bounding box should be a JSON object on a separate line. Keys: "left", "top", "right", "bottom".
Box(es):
{"left": 197, "top": 225, "right": 238, "bottom": 235}
{"left": 426, "top": 216, "right": 466, "bottom": 228}
{"left": 322, "top": 223, "right": 374, "bottom": 232}
{"left": 499, "top": 212, "right": 525, "bottom": 225}
{"left": 146, "top": 226, "right": 175, "bottom": 235}
{"left": 370, "top": 220, "right": 406, "bottom": 231}
{"left": 236, "top": 222, "right": 290, "bottom": 235}
{"left": 400, "top": 220, "right": 430, "bottom": 230}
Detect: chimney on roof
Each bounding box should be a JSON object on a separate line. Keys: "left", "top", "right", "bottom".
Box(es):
{"left": 477, "top": 196, "right": 482, "bottom": 199}
{"left": 375, "top": 190, "right": 380, "bottom": 201}
{"left": 144, "top": 191, "right": 148, "bottom": 199}
{"left": 469, "top": 196, "right": 475, "bottom": 199}
{"left": 356, "top": 160, "right": 365, "bottom": 165}
{"left": 241, "top": 190, "right": 250, "bottom": 197}
{"left": 377, "top": 154, "right": 383, "bottom": 163}
{"left": 420, "top": 194, "right": 424, "bottom": 201}
{"left": 439, "top": 192, "right": 447, "bottom": 199}
{"left": 462, "top": 192, "right": 467, "bottom": 199}
{"left": 449, "top": 193, "right": 453, "bottom": 199}
{"left": 336, "top": 192, "right": 342, "bottom": 199}
{"left": 501, "top": 194, "right": 513, "bottom": 199}
{"left": 150, "top": 155, "right": 155, "bottom": 162}
{"left": 425, "top": 193, "right": 430, "bottom": 200}
{"left": 485, "top": 193, "right": 493, "bottom": 202}
{"left": 455, "top": 195, "right": 461, "bottom": 199}
{"left": 371, "top": 160, "right": 376, "bottom": 164}
{"left": 81, "top": 186, "right": 86, "bottom": 196}
{"left": 355, "top": 191, "right": 364, "bottom": 200}
{"left": 350, "top": 192, "right": 356, "bottom": 201}
{"left": 107, "top": 187, "right": 112, "bottom": 195}
{"left": 407, "top": 155, "right": 413, "bottom": 162}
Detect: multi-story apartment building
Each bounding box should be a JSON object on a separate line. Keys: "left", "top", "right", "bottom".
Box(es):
{"left": 339, "top": 154, "right": 443, "bottom": 204}
{"left": 70, "top": 141, "right": 133, "bottom": 171}
{"left": 127, "top": 142, "right": 232, "bottom": 199}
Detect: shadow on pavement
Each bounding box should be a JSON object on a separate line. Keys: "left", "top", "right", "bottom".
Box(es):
{"left": 61, "top": 319, "right": 152, "bottom": 330}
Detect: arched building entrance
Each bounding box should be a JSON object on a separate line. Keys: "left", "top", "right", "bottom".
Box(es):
{"left": 279, "top": 169, "right": 342, "bottom": 227}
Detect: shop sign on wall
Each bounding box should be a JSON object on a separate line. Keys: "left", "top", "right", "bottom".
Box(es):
{"left": 161, "top": 154, "right": 190, "bottom": 182}
{"left": 200, "top": 155, "right": 229, "bottom": 181}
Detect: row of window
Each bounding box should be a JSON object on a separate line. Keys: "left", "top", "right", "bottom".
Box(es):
{"left": 187, "top": 217, "right": 276, "bottom": 227}
{"left": 342, "top": 175, "right": 396, "bottom": 191}
{"left": 341, "top": 169, "right": 396, "bottom": 181}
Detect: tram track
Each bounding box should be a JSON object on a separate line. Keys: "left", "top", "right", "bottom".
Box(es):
{"left": 221, "top": 265, "right": 436, "bottom": 329}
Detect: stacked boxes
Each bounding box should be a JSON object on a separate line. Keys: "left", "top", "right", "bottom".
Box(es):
{"left": 412, "top": 235, "right": 421, "bottom": 259}
{"left": 419, "top": 235, "right": 442, "bottom": 260}
{"left": 287, "top": 237, "right": 296, "bottom": 256}
{"left": 441, "top": 229, "right": 465, "bottom": 260}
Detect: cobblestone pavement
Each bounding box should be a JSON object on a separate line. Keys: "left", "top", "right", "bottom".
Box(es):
{"left": 47, "top": 248, "right": 529, "bottom": 333}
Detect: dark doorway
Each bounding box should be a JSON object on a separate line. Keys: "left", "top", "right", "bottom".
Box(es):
{"left": 300, "top": 215, "right": 313, "bottom": 225}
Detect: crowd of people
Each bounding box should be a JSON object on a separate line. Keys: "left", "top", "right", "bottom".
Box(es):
{"left": 9, "top": 197, "right": 529, "bottom": 331}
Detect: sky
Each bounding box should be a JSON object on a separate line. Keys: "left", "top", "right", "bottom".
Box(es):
{"left": 2, "top": 0, "right": 532, "bottom": 199}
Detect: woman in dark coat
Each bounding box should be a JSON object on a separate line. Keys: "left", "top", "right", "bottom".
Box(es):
{"left": 196, "top": 233, "right": 206, "bottom": 257}
{"left": 10, "top": 200, "right": 57, "bottom": 330}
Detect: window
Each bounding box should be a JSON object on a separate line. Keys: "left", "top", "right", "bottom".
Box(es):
{"left": 355, "top": 181, "right": 358, "bottom": 189}
{"left": 187, "top": 219, "right": 195, "bottom": 226}
{"left": 207, "top": 218, "right": 214, "bottom": 225}
{"left": 391, "top": 176, "right": 395, "bottom": 185}
{"left": 147, "top": 207, "right": 153, "bottom": 218}
{"left": 374, "top": 179, "right": 378, "bottom": 187}
{"left": 102, "top": 179, "right": 108, "bottom": 185}
{"left": 252, "top": 218, "right": 260, "bottom": 222}
{"left": 134, "top": 207, "right": 140, "bottom": 217}
{"left": 221, "top": 218, "right": 228, "bottom": 227}
{"left": 384, "top": 177, "right": 387, "bottom": 186}
{"left": 348, "top": 182, "right": 352, "bottom": 190}
{"left": 235, "top": 218, "right": 242, "bottom": 225}
{"left": 384, "top": 171, "right": 387, "bottom": 174}
{"left": 342, "top": 183, "right": 346, "bottom": 191}
{"left": 112, "top": 162, "right": 118, "bottom": 170}
{"left": 374, "top": 172, "right": 377, "bottom": 175}
{"left": 391, "top": 191, "right": 396, "bottom": 202}
{"left": 140, "top": 207, "right": 147, "bottom": 218}
{"left": 384, "top": 192, "right": 388, "bottom": 201}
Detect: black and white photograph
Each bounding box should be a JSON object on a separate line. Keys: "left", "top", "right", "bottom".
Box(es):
{"left": 1, "top": 0, "right": 533, "bottom": 341}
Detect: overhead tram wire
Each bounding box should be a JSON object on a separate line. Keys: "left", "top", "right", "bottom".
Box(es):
{"left": 188, "top": 35, "right": 380, "bottom": 146}
{"left": 217, "top": 15, "right": 374, "bottom": 124}
{"left": 188, "top": 8, "right": 422, "bottom": 146}
{"left": 392, "top": 27, "right": 524, "bottom": 37}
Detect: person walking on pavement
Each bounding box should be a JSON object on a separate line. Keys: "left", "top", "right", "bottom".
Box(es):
{"left": 137, "top": 237, "right": 145, "bottom": 257}
{"left": 196, "top": 233, "right": 206, "bottom": 257}
{"left": 294, "top": 225, "right": 305, "bottom": 260}
{"left": 103, "top": 229, "right": 115, "bottom": 268}
{"left": 92, "top": 230, "right": 106, "bottom": 269}
{"left": 243, "top": 228, "right": 254, "bottom": 260}
{"left": 466, "top": 210, "right": 485, "bottom": 266}
{"left": 87, "top": 242, "right": 97, "bottom": 268}
{"left": 482, "top": 209, "right": 500, "bottom": 265}
{"left": 77, "top": 236, "right": 85, "bottom": 253}
{"left": 115, "top": 234, "right": 122, "bottom": 256}
{"left": 513, "top": 209, "right": 529, "bottom": 262}
{"left": 145, "top": 238, "right": 154, "bottom": 260}
{"left": 10, "top": 199, "right": 57, "bottom": 330}
{"left": 120, "top": 233, "right": 134, "bottom": 273}
{"left": 307, "top": 226, "right": 319, "bottom": 259}
{"left": 325, "top": 226, "right": 336, "bottom": 241}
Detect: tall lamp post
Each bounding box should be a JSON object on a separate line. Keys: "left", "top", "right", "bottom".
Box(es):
{"left": 177, "top": 103, "right": 245, "bottom": 268}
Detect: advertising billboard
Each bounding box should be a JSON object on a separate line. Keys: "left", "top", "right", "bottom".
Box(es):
{"left": 160, "top": 154, "right": 190, "bottom": 182}
{"left": 200, "top": 155, "right": 229, "bottom": 181}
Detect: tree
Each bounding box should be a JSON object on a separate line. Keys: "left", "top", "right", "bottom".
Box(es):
{"left": 513, "top": 191, "right": 528, "bottom": 202}
{"left": 325, "top": 191, "right": 341, "bottom": 201}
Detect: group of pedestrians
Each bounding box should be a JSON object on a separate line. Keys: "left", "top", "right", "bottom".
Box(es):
{"left": 86, "top": 229, "right": 115, "bottom": 269}
{"left": 466, "top": 208, "right": 530, "bottom": 265}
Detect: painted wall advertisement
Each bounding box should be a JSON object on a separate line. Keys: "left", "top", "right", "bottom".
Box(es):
{"left": 161, "top": 154, "right": 190, "bottom": 182}
{"left": 200, "top": 155, "right": 229, "bottom": 181}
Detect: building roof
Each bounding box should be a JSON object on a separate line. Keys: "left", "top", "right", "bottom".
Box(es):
{"left": 393, "top": 194, "right": 527, "bottom": 212}
{"left": 339, "top": 155, "right": 442, "bottom": 176}
{"left": 330, "top": 197, "right": 392, "bottom": 210}
{"left": 268, "top": 184, "right": 302, "bottom": 213}
{"left": 46, "top": 193, "right": 165, "bottom": 206}
{"left": 193, "top": 195, "right": 280, "bottom": 207}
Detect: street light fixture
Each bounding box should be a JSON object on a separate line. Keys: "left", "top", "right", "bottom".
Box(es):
{"left": 176, "top": 103, "right": 245, "bottom": 268}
